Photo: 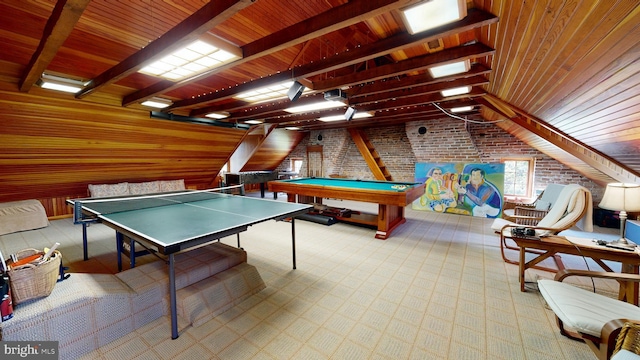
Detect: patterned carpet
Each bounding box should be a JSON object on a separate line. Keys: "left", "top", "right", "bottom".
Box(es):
{"left": 0, "top": 193, "right": 621, "bottom": 359}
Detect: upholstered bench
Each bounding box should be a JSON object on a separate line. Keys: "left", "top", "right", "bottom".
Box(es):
{"left": 0, "top": 200, "right": 49, "bottom": 236}
{"left": 0, "top": 242, "right": 265, "bottom": 360}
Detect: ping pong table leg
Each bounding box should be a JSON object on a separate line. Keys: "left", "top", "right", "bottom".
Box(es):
{"left": 82, "top": 222, "right": 89, "bottom": 261}
{"left": 291, "top": 218, "right": 296, "bottom": 270}
{"left": 169, "top": 253, "right": 179, "bottom": 339}
{"left": 116, "top": 232, "right": 124, "bottom": 272}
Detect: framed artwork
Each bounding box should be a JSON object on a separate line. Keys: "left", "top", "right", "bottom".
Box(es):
{"left": 412, "top": 162, "right": 505, "bottom": 218}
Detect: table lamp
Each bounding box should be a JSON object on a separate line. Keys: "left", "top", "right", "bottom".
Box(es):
{"left": 598, "top": 183, "right": 640, "bottom": 250}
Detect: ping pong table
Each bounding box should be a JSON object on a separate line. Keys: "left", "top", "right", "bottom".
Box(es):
{"left": 68, "top": 188, "right": 312, "bottom": 339}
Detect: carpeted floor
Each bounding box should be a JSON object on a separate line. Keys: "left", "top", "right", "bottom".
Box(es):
{"left": 0, "top": 192, "right": 623, "bottom": 359}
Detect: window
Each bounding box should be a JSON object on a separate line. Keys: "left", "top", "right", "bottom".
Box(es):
{"left": 291, "top": 158, "right": 303, "bottom": 177}
{"left": 502, "top": 158, "right": 534, "bottom": 198}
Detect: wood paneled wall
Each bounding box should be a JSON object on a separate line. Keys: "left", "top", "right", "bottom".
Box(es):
{"left": 0, "top": 88, "right": 247, "bottom": 217}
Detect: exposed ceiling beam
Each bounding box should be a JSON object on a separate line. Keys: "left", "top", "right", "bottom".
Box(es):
{"left": 484, "top": 94, "right": 640, "bottom": 183}
{"left": 122, "top": 0, "right": 425, "bottom": 107}
{"left": 312, "top": 43, "right": 494, "bottom": 90}
{"left": 174, "top": 8, "right": 498, "bottom": 113}
{"left": 19, "top": 0, "right": 91, "bottom": 92}
{"left": 76, "top": 0, "right": 254, "bottom": 99}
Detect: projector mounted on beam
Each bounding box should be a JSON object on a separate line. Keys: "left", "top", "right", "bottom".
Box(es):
{"left": 324, "top": 89, "right": 347, "bottom": 101}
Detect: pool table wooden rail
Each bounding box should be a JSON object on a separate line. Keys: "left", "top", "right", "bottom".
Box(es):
{"left": 268, "top": 179, "right": 425, "bottom": 239}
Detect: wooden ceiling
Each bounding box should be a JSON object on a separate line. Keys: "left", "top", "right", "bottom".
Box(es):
{"left": 2, "top": 0, "right": 639, "bottom": 186}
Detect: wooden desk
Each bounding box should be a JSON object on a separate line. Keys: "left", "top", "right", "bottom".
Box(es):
{"left": 511, "top": 235, "right": 640, "bottom": 304}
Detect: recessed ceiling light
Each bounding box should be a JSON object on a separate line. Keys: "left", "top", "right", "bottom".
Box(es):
{"left": 284, "top": 101, "right": 345, "bottom": 113}
{"left": 401, "top": 0, "right": 467, "bottom": 34}
{"left": 318, "top": 112, "right": 373, "bottom": 122}
{"left": 141, "top": 97, "right": 173, "bottom": 108}
{"left": 236, "top": 81, "right": 310, "bottom": 104}
{"left": 205, "top": 112, "right": 230, "bottom": 119}
{"left": 428, "top": 60, "right": 470, "bottom": 78}
{"left": 139, "top": 39, "right": 241, "bottom": 81}
{"left": 441, "top": 86, "right": 471, "bottom": 97}
{"left": 37, "top": 74, "right": 86, "bottom": 93}
{"left": 450, "top": 106, "right": 474, "bottom": 113}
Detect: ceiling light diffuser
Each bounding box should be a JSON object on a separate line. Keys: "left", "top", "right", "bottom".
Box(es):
{"left": 450, "top": 106, "right": 474, "bottom": 113}
{"left": 205, "top": 112, "right": 230, "bottom": 119}
{"left": 428, "top": 60, "right": 470, "bottom": 78}
{"left": 319, "top": 112, "right": 373, "bottom": 122}
{"left": 441, "top": 86, "right": 471, "bottom": 97}
{"left": 37, "top": 74, "right": 86, "bottom": 93}
{"left": 139, "top": 39, "right": 241, "bottom": 81}
{"left": 236, "top": 81, "right": 310, "bottom": 103}
{"left": 141, "top": 97, "right": 173, "bottom": 108}
{"left": 284, "top": 100, "right": 346, "bottom": 113}
{"left": 401, "top": 0, "right": 467, "bottom": 34}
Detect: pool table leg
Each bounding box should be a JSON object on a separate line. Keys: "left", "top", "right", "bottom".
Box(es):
{"left": 375, "top": 204, "right": 406, "bottom": 240}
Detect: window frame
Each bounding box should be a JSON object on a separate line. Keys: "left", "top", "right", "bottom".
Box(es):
{"left": 501, "top": 157, "right": 535, "bottom": 199}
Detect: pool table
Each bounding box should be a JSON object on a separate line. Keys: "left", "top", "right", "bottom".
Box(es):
{"left": 268, "top": 177, "right": 425, "bottom": 239}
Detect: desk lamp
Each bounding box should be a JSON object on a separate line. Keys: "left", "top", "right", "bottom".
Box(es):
{"left": 598, "top": 183, "right": 640, "bottom": 250}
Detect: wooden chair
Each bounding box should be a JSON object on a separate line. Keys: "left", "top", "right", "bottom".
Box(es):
{"left": 491, "top": 184, "right": 592, "bottom": 269}
{"left": 538, "top": 269, "right": 640, "bottom": 360}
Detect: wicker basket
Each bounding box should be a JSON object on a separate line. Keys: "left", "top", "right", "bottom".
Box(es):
{"left": 7, "top": 248, "right": 61, "bottom": 305}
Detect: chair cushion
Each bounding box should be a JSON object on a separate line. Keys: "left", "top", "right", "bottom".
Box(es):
{"left": 538, "top": 279, "right": 640, "bottom": 337}
{"left": 535, "top": 200, "right": 551, "bottom": 211}
{"left": 612, "top": 350, "right": 640, "bottom": 360}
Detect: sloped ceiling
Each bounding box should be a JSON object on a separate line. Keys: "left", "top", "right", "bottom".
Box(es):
{"left": 1, "top": 0, "right": 639, "bottom": 187}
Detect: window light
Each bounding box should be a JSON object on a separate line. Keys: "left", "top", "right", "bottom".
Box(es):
{"left": 139, "top": 39, "right": 241, "bottom": 81}
{"left": 401, "top": 0, "right": 467, "bottom": 34}
{"left": 441, "top": 86, "right": 471, "bottom": 97}
{"left": 284, "top": 101, "right": 345, "bottom": 114}
{"left": 428, "top": 60, "right": 470, "bottom": 78}
{"left": 37, "top": 74, "right": 86, "bottom": 93}
{"left": 236, "top": 81, "right": 310, "bottom": 104}
{"left": 319, "top": 112, "right": 373, "bottom": 122}
{"left": 450, "top": 106, "right": 474, "bottom": 113}
{"left": 205, "top": 112, "right": 229, "bottom": 119}
{"left": 141, "top": 97, "right": 173, "bottom": 108}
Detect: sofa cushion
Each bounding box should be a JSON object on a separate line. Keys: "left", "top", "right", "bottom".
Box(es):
{"left": 88, "top": 182, "right": 129, "bottom": 198}
{"left": 128, "top": 181, "right": 160, "bottom": 195}
{"left": 159, "top": 179, "right": 185, "bottom": 192}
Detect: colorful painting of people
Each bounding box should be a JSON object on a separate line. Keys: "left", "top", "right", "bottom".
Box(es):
{"left": 413, "top": 163, "right": 504, "bottom": 218}
{"left": 421, "top": 167, "right": 458, "bottom": 212}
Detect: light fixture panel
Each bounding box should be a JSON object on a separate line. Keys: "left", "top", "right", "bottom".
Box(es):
{"left": 428, "top": 60, "right": 470, "bottom": 78}
{"left": 401, "top": 0, "right": 467, "bottom": 35}
{"left": 441, "top": 86, "right": 471, "bottom": 97}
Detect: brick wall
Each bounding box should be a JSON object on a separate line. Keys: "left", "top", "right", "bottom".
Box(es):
{"left": 277, "top": 116, "right": 605, "bottom": 200}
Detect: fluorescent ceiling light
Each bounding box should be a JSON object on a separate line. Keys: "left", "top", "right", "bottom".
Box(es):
{"left": 236, "top": 81, "right": 310, "bottom": 103}
{"left": 284, "top": 100, "right": 345, "bottom": 114}
{"left": 141, "top": 97, "right": 173, "bottom": 108}
{"left": 139, "top": 39, "right": 241, "bottom": 81}
{"left": 285, "top": 126, "right": 300, "bottom": 130}
{"left": 450, "top": 106, "right": 474, "bottom": 113}
{"left": 205, "top": 112, "right": 229, "bottom": 119}
{"left": 244, "top": 120, "right": 263, "bottom": 124}
{"left": 429, "top": 60, "right": 470, "bottom": 78}
{"left": 37, "top": 74, "right": 86, "bottom": 93}
{"left": 319, "top": 112, "right": 373, "bottom": 122}
{"left": 441, "top": 86, "right": 471, "bottom": 97}
{"left": 402, "top": 0, "right": 467, "bottom": 34}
